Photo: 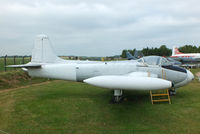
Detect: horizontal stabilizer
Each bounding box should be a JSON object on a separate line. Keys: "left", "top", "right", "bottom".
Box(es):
{"left": 7, "top": 63, "right": 42, "bottom": 68}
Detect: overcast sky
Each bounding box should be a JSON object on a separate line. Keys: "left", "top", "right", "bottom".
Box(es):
{"left": 0, "top": 0, "right": 200, "bottom": 56}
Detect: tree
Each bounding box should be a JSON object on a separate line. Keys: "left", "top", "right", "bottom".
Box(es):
{"left": 125, "top": 45, "right": 172, "bottom": 57}
{"left": 121, "top": 44, "right": 200, "bottom": 58}
{"left": 159, "top": 45, "right": 171, "bottom": 56}
{"left": 121, "top": 49, "right": 127, "bottom": 58}
{"left": 179, "top": 45, "right": 200, "bottom": 53}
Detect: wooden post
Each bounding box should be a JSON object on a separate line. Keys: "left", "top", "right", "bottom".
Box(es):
{"left": 14, "top": 56, "right": 16, "bottom": 65}
{"left": 4, "top": 55, "right": 7, "bottom": 72}
{"left": 22, "top": 56, "right": 25, "bottom": 64}
{"left": 14, "top": 56, "right": 16, "bottom": 70}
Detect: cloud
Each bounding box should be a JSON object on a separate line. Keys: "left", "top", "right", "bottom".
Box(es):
{"left": 0, "top": 0, "right": 200, "bottom": 56}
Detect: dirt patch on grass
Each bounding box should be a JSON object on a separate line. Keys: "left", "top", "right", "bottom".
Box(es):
{"left": 0, "top": 80, "right": 58, "bottom": 94}
{"left": 195, "top": 72, "right": 200, "bottom": 77}
{"left": 0, "top": 70, "right": 49, "bottom": 90}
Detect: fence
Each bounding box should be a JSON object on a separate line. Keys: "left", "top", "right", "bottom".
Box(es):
{"left": 0, "top": 55, "right": 31, "bottom": 72}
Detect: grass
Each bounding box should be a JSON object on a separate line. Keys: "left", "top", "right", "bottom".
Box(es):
{"left": 0, "top": 57, "right": 31, "bottom": 72}
{"left": 0, "top": 70, "right": 49, "bottom": 90}
{"left": 0, "top": 69, "right": 199, "bottom": 134}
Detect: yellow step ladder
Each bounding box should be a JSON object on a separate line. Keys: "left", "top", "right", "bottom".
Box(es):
{"left": 149, "top": 70, "right": 171, "bottom": 104}
{"left": 150, "top": 89, "right": 171, "bottom": 104}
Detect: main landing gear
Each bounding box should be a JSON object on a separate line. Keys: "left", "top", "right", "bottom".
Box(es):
{"left": 110, "top": 89, "right": 124, "bottom": 103}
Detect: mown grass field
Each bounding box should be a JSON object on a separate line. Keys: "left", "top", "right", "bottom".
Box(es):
{"left": 0, "top": 69, "right": 199, "bottom": 134}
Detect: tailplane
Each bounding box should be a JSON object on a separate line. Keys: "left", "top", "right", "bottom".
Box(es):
{"left": 31, "top": 34, "right": 63, "bottom": 63}
{"left": 172, "top": 46, "right": 184, "bottom": 56}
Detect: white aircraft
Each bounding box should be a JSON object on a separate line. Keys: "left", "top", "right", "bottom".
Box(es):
{"left": 9, "top": 35, "right": 194, "bottom": 102}
{"left": 171, "top": 46, "right": 200, "bottom": 63}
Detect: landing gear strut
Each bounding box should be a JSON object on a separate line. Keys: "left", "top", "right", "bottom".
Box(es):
{"left": 111, "top": 89, "right": 123, "bottom": 103}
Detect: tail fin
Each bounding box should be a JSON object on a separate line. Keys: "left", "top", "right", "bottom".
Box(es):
{"left": 31, "top": 34, "right": 63, "bottom": 63}
{"left": 133, "top": 50, "right": 144, "bottom": 59}
{"left": 172, "top": 46, "right": 184, "bottom": 56}
{"left": 126, "top": 51, "right": 136, "bottom": 60}
{"left": 126, "top": 50, "right": 144, "bottom": 60}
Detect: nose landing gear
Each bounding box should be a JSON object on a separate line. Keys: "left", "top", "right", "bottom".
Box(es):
{"left": 169, "top": 88, "right": 176, "bottom": 96}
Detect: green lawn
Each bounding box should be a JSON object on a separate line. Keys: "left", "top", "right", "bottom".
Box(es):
{"left": 0, "top": 57, "right": 31, "bottom": 72}
{"left": 0, "top": 71, "right": 200, "bottom": 134}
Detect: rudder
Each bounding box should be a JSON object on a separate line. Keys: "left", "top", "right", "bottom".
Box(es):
{"left": 172, "top": 46, "right": 184, "bottom": 56}
{"left": 31, "top": 34, "right": 63, "bottom": 63}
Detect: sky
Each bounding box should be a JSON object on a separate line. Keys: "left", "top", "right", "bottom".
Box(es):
{"left": 0, "top": 0, "right": 200, "bottom": 56}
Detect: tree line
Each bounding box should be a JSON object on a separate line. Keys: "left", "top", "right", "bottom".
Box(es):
{"left": 121, "top": 45, "right": 200, "bottom": 58}
{"left": 179, "top": 45, "right": 200, "bottom": 53}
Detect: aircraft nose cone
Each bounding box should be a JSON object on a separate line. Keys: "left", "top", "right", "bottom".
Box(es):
{"left": 187, "top": 70, "right": 194, "bottom": 81}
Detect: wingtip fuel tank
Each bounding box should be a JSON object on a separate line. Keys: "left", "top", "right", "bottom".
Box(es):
{"left": 84, "top": 76, "right": 172, "bottom": 90}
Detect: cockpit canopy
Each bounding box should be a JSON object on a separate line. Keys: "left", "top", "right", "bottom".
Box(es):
{"left": 138, "top": 56, "right": 172, "bottom": 66}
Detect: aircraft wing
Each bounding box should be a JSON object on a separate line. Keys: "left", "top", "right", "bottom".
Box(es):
{"left": 84, "top": 72, "right": 172, "bottom": 90}
{"left": 7, "top": 63, "right": 42, "bottom": 68}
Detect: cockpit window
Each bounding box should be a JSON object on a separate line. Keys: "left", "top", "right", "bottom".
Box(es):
{"left": 137, "top": 58, "right": 144, "bottom": 63}
{"left": 166, "top": 57, "right": 174, "bottom": 62}
{"left": 161, "top": 58, "right": 172, "bottom": 66}
{"left": 139, "top": 56, "right": 171, "bottom": 66}
{"left": 142, "top": 56, "right": 161, "bottom": 65}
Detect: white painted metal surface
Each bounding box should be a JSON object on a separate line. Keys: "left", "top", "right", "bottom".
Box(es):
{"left": 28, "top": 64, "right": 77, "bottom": 81}
{"left": 84, "top": 76, "right": 172, "bottom": 90}
{"left": 32, "top": 34, "right": 64, "bottom": 63}
{"left": 174, "top": 70, "right": 194, "bottom": 87}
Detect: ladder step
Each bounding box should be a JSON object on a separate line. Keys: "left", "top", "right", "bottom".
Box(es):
{"left": 152, "top": 99, "right": 170, "bottom": 102}
{"left": 150, "top": 88, "right": 171, "bottom": 104}
{"left": 152, "top": 94, "right": 169, "bottom": 96}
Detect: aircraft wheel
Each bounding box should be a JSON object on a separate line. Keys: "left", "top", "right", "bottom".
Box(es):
{"left": 169, "top": 89, "right": 176, "bottom": 96}
{"left": 110, "top": 96, "right": 124, "bottom": 104}
{"left": 110, "top": 89, "right": 124, "bottom": 104}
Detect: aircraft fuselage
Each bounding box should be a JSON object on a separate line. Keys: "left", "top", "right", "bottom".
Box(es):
{"left": 27, "top": 60, "right": 193, "bottom": 89}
